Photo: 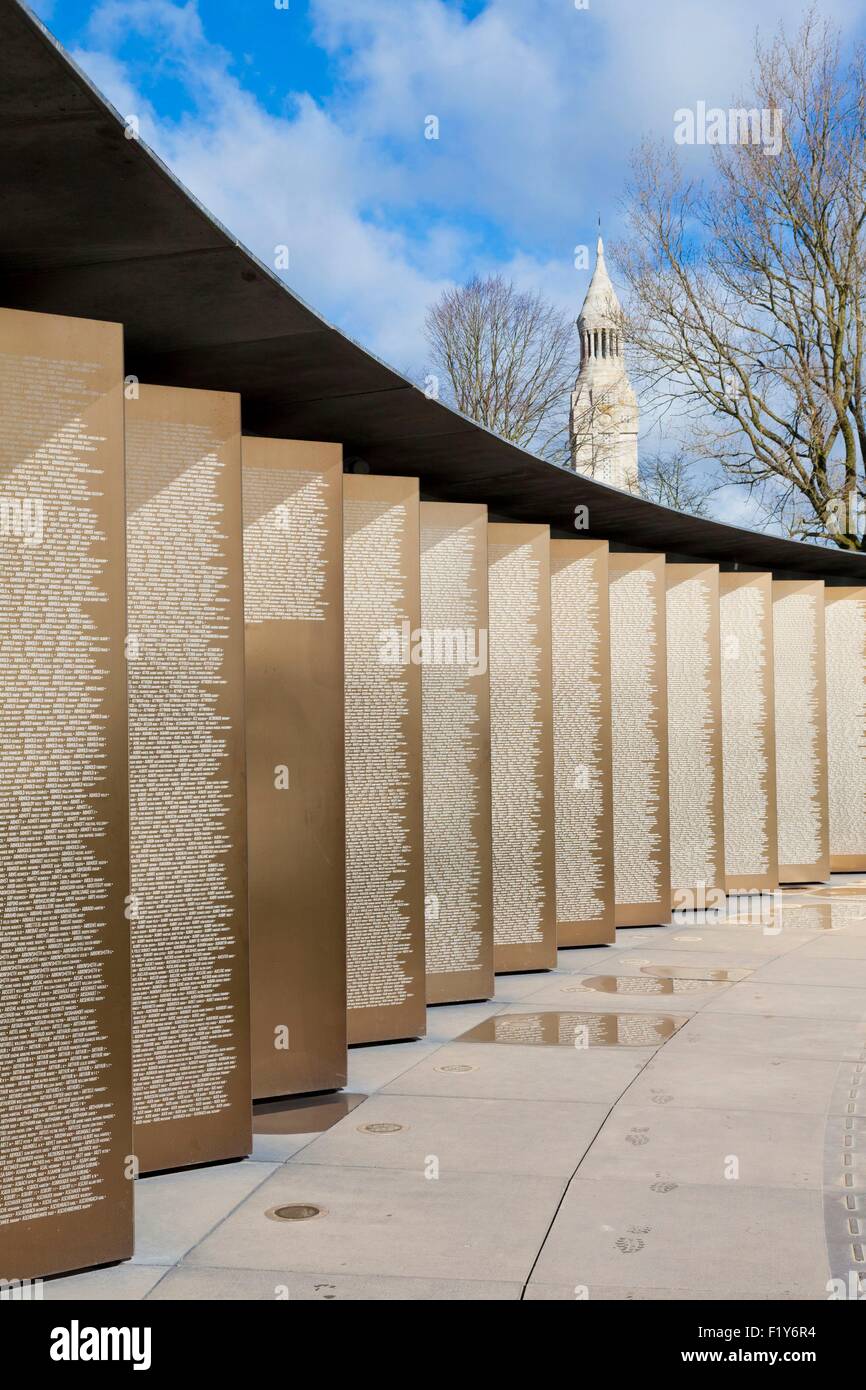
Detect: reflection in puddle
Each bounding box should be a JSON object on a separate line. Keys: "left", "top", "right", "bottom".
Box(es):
{"left": 640, "top": 963, "right": 752, "bottom": 983}
{"left": 710, "top": 903, "right": 848, "bottom": 932}
{"left": 456, "top": 1011, "right": 681, "bottom": 1048}
{"left": 762, "top": 903, "right": 848, "bottom": 930}
{"left": 805, "top": 886, "right": 866, "bottom": 901}
{"left": 783, "top": 879, "right": 866, "bottom": 897}
{"left": 253, "top": 1092, "right": 367, "bottom": 1135}
{"left": 570, "top": 971, "right": 737, "bottom": 996}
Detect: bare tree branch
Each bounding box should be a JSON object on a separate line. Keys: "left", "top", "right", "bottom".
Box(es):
{"left": 424, "top": 274, "right": 578, "bottom": 460}
{"left": 639, "top": 449, "right": 721, "bottom": 518}
{"left": 617, "top": 8, "right": 866, "bottom": 550}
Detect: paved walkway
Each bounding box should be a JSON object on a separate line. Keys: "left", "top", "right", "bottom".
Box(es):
{"left": 47, "top": 878, "right": 866, "bottom": 1301}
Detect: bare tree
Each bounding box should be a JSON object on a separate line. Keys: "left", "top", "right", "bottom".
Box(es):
{"left": 639, "top": 448, "right": 719, "bottom": 518}
{"left": 618, "top": 10, "right": 866, "bottom": 550}
{"left": 424, "top": 275, "right": 578, "bottom": 460}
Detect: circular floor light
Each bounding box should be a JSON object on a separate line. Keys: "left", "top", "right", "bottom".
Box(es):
{"left": 266, "top": 1204, "right": 323, "bottom": 1222}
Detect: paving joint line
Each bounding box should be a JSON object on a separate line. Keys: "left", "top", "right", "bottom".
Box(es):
{"left": 517, "top": 1020, "right": 678, "bottom": 1300}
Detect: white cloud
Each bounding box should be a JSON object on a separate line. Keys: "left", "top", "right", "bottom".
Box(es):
{"left": 70, "top": 47, "right": 159, "bottom": 133}
{"left": 69, "top": 1, "right": 459, "bottom": 371}
{"left": 709, "top": 483, "right": 785, "bottom": 535}
{"left": 59, "top": 0, "right": 866, "bottom": 526}
{"left": 309, "top": 0, "right": 866, "bottom": 242}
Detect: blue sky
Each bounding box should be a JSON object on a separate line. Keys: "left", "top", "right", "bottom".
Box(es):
{"left": 29, "top": 0, "right": 866, "bottom": 526}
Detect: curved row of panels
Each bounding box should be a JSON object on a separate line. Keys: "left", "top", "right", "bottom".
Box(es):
{"left": 1, "top": 306, "right": 864, "bottom": 1284}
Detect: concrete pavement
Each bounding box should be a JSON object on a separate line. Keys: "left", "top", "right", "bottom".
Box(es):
{"left": 45, "top": 876, "right": 866, "bottom": 1301}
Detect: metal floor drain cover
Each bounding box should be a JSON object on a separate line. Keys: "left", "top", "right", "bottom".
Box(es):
{"left": 266, "top": 1204, "right": 323, "bottom": 1222}
{"left": 358, "top": 1121, "right": 405, "bottom": 1134}
{"left": 434, "top": 1063, "right": 478, "bottom": 1073}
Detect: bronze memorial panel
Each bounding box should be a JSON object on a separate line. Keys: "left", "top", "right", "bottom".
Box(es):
{"left": 719, "top": 572, "right": 779, "bottom": 893}
{"left": 550, "top": 538, "right": 614, "bottom": 947}
{"left": 824, "top": 586, "right": 866, "bottom": 872}
{"left": 244, "top": 438, "right": 347, "bottom": 1094}
{"left": 343, "top": 474, "right": 426, "bottom": 1044}
{"left": 420, "top": 501, "right": 494, "bottom": 1004}
{"left": 772, "top": 579, "right": 830, "bottom": 883}
{"left": 608, "top": 552, "right": 672, "bottom": 927}
{"left": 665, "top": 563, "right": 725, "bottom": 905}
{"left": 487, "top": 522, "right": 557, "bottom": 972}
{"left": 0, "top": 307, "right": 132, "bottom": 1279}
{"left": 125, "top": 384, "right": 250, "bottom": 1171}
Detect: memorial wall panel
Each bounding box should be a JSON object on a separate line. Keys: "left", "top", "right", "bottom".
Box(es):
{"left": 487, "top": 522, "right": 557, "bottom": 972}
{"left": 550, "top": 538, "right": 614, "bottom": 947}
{"left": 608, "top": 553, "right": 672, "bottom": 926}
{"left": 125, "top": 384, "right": 250, "bottom": 1172}
{"left": 665, "top": 563, "right": 725, "bottom": 903}
{"left": 772, "top": 579, "right": 830, "bottom": 882}
{"left": 719, "top": 572, "right": 778, "bottom": 892}
{"left": 244, "top": 438, "right": 346, "bottom": 1095}
{"left": 420, "top": 501, "right": 494, "bottom": 1004}
{"left": 343, "top": 474, "right": 425, "bottom": 1043}
{"left": 824, "top": 586, "right": 866, "bottom": 871}
{"left": 0, "top": 307, "right": 132, "bottom": 1279}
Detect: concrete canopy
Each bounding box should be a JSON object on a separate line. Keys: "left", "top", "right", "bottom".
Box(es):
{"left": 0, "top": 0, "right": 864, "bottom": 581}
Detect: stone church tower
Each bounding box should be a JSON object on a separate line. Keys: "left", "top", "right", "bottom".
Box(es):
{"left": 570, "top": 236, "right": 639, "bottom": 493}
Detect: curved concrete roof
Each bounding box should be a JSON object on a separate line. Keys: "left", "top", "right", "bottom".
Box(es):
{"left": 0, "top": 0, "right": 863, "bottom": 582}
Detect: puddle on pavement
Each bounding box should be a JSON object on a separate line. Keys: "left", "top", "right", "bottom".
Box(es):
{"left": 784, "top": 881, "right": 866, "bottom": 897}
{"left": 456, "top": 1011, "right": 681, "bottom": 1048}
{"left": 565, "top": 970, "right": 741, "bottom": 996}
{"left": 679, "top": 903, "right": 848, "bottom": 932}
{"left": 804, "top": 886, "right": 866, "bottom": 902}
{"left": 752, "top": 903, "right": 850, "bottom": 930}
{"left": 618, "top": 958, "right": 750, "bottom": 980}
{"left": 640, "top": 963, "right": 752, "bottom": 983}
{"left": 253, "top": 1092, "right": 367, "bottom": 1135}
{"left": 780, "top": 886, "right": 866, "bottom": 917}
